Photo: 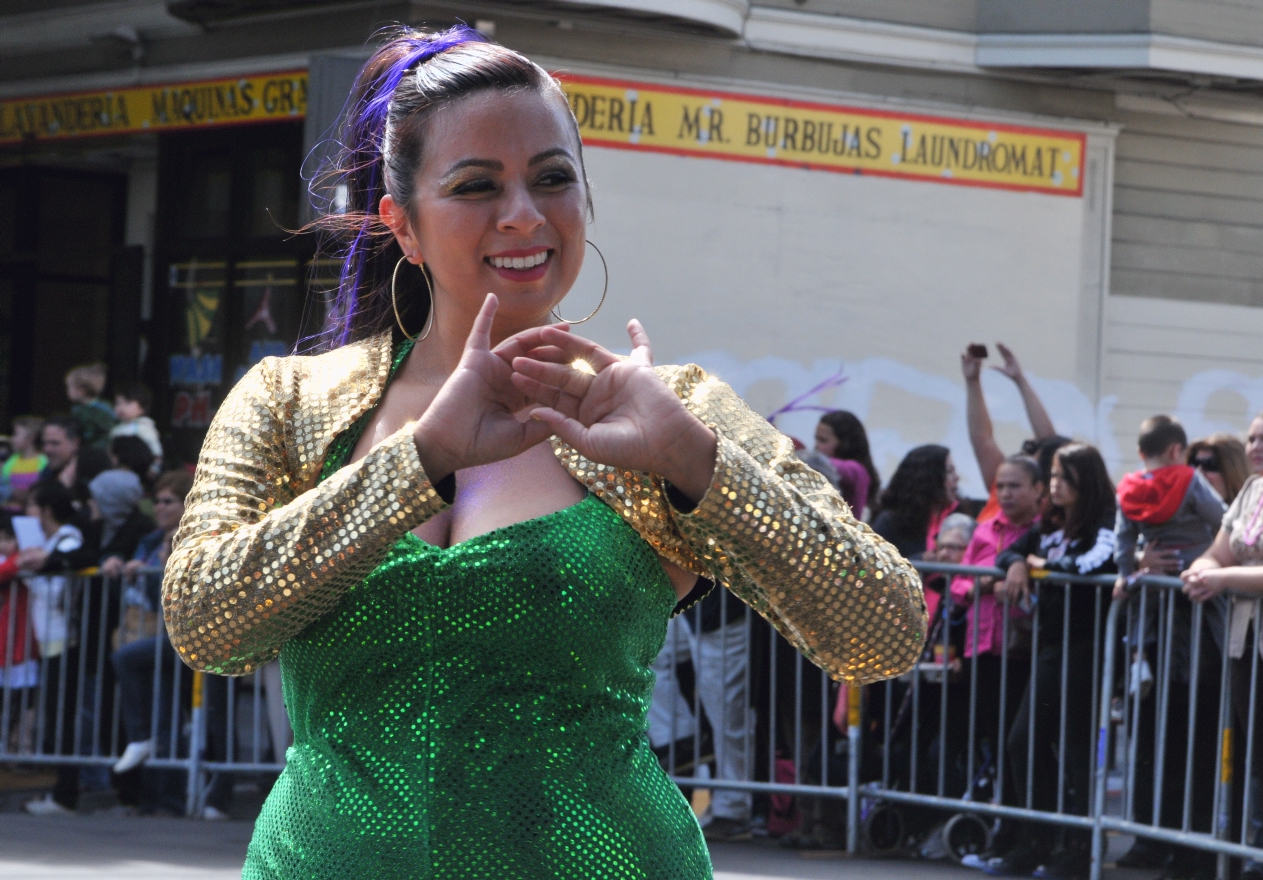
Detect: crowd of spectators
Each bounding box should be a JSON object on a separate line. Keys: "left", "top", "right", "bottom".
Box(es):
{"left": 854, "top": 346, "right": 1263, "bottom": 880}
{"left": 0, "top": 362, "right": 285, "bottom": 820}
{"left": 645, "top": 341, "right": 1263, "bottom": 880}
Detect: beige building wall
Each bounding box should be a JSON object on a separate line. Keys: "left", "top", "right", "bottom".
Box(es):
{"left": 1104, "top": 98, "right": 1263, "bottom": 476}
{"left": 9, "top": 1, "right": 1263, "bottom": 493}
{"left": 550, "top": 64, "right": 1110, "bottom": 497}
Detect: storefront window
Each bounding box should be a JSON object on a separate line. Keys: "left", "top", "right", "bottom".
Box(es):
{"left": 0, "top": 279, "right": 11, "bottom": 424}
{"left": 0, "top": 184, "right": 15, "bottom": 260}
{"left": 184, "top": 152, "right": 232, "bottom": 239}
{"left": 0, "top": 168, "right": 126, "bottom": 427}
{"left": 32, "top": 280, "right": 111, "bottom": 414}
{"left": 37, "top": 176, "right": 118, "bottom": 277}
{"left": 152, "top": 122, "right": 309, "bottom": 464}
{"left": 235, "top": 258, "right": 300, "bottom": 380}
{"left": 250, "top": 146, "right": 300, "bottom": 237}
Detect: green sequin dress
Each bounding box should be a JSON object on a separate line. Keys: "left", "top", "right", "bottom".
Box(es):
{"left": 241, "top": 343, "right": 712, "bottom": 879}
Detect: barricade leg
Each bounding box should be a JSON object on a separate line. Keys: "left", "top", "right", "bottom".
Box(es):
{"left": 40, "top": 650, "right": 82, "bottom": 810}
{"left": 186, "top": 671, "right": 204, "bottom": 817}
{"left": 847, "top": 686, "right": 860, "bottom": 853}
{"left": 201, "top": 672, "right": 235, "bottom": 815}
{"left": 1215, "top": 627, "right": 1233, "bottom": 880}
{"left": 1091, "top": 602, "right": 1121, "bottom": 880}
{"left": 1238, "top": 607, "right": 1263, "bottom": 873}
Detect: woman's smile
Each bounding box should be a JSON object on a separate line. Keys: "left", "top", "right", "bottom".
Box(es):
{"left": 486, "top": 246, "right": 553, "bottom": 282}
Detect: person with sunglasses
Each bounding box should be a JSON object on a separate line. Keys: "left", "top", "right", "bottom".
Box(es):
{"left": 1188, "top": 434, "right": 1252, "bottom": 506}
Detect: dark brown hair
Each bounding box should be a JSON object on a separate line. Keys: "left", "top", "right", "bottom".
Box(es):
{"left": 116, "top": 383, "right": 153, "bottom": 414}
{"left": 1138, "top": 414, "right": 1187, "bottom": 458}
{"left": 154, "top": 469, "right": 195, "bottom": 503}
{"left": 818, "top": 410, "right": 881, "bottom": 512}
{"left": 879, "top": 445, "right": 951, "bottom": 538}
{"left": 1049, "top": 443, "right": 1115, "bottom": 545}
{"left": 1188, "top": 433, "right": 1251, "bottom": 504}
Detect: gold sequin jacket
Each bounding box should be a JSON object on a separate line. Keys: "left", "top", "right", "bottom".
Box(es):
{"left": 163, "top": 331, "right": 926, "bottom": 682}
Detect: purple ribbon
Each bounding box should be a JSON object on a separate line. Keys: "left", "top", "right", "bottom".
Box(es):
{"left": 766, "top": 369, "right": 848, "bottom": 425}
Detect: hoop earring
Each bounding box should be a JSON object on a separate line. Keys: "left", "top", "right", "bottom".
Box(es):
{"left": 551, "top": 240, "right": 608, "bottom": 325}
{"left": 392, "top": 256, "right": 435, "bottom": 342}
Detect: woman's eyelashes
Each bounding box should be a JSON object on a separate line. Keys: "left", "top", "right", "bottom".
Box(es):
{"left": 450, "top": 177, "right": 496, "bottom": 196}
{"left": 446, "top": 168, "right": 577, "bottom": 197}
{"left": 535, "top": 168, "right": 576, "bottom": 188}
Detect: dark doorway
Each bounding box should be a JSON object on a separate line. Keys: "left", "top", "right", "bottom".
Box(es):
{"left": 0, "top": 168, "right": 130, "bottom": 428}
{"left": 149, "top": 121, "right": 323, "bottom": 466}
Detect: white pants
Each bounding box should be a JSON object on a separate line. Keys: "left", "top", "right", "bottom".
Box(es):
{"left": 649, "top": 614, "right": 753, "bottom": 821}
{"left": 262, "top": 661, "right": 292, "bottom": 763}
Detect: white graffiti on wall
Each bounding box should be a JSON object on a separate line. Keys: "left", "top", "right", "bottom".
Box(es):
{"left": 1174, "top": 370, "right": 1263, "bottom": 441}
{"left": 682, "top": 351, "right": 1263, "bottom": 499}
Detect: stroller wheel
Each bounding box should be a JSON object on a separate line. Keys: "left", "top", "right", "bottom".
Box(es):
{"left": 942, "top": 812, "right": 993, "bottom": 864}
{"left": 861, "top": 802, "right": 906, "bottom": 854}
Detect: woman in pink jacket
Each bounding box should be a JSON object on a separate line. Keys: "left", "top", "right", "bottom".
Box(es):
{"left": 948, "top": 455, "right": 1044, "bottom": 769}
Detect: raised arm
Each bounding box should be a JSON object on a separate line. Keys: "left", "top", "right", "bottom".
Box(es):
{"left": 994, "top": 343, "right": 1056, "bottom": 440}
{"left": 963, "top": 348, "right": 1005, "bottom": 490}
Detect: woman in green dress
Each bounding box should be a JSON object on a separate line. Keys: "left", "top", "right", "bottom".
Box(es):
{"left": 162, "top": 26, "right": 926, "bottom": 879}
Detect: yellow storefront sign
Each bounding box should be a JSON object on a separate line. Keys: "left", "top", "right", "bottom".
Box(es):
{"left": 0, "top": 70, "right": 306, "bottom": 144}
{"left": 559, "top": 74, "right": 1084, "bottom": 196}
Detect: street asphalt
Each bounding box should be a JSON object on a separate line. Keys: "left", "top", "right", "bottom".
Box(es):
{"left": 0, "top": 812, "right": 1158, "bottom": 880}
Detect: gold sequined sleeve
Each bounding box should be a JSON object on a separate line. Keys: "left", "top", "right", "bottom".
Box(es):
{"left": 670, "top": 368, "right": 926, "bottom": 684}
{"left": 162, "top": 360, "right": 450, "bottom": 676}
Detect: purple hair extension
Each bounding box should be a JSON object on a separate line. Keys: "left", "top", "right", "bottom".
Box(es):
{"left": 326, "top": 25, "right": 488, "bottom": 348}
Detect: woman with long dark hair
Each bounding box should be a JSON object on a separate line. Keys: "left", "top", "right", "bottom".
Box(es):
{"left": 814, "top": 410, "right": 880, "bottom": 518}
{"left": 988, "top": 443, "right": 1116, "bottom": 878}
{"left": 872, "top": 444, "right": 960, "bottom": 560}
{"left": 161, "top": 27, "right": 925, "bottom": 878}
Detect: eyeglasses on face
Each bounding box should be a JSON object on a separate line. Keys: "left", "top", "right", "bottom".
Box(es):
{"left": 1192, "top": 456, "right": 1220, "bottom": 473}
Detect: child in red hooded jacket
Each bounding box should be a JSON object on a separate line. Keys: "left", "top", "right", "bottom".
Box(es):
{"left": 1114, "top": 415, "right": 1226, "bottom": 597}
{"left": 1112, "top": 420, "right": 1228, "bottom": 877}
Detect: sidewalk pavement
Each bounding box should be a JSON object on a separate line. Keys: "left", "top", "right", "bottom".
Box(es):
{"left": 0, "top": 813, "right": 1156, "bottom": 880}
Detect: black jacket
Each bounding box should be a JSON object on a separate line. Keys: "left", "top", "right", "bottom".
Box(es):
{"left": 995, "top": 521, "right": 1116, "bottom": 646}
{"left": 39, "top": 509, "right": 155, "bottom": 574}
{"left": 872, "top": 510, "right": 928, "bottom": 561}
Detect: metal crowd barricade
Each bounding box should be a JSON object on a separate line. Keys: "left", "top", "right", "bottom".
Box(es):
{"left": 866, "top": 562, "right": 1113, "bottom": 839}
{"left": 2, "top": 555, "right": 1262, "bottom": 880}
{"left": 1091, "top": 576, "right": 1263, "bottom": 880}
{"left": 654, "top": 560, "right": 1263, "bottom": 880}
{"left": 655, "top": 584, "right": 860, "bottom": 841}
{"left": 0, "top": 567, "right": 285, "bottom": 817}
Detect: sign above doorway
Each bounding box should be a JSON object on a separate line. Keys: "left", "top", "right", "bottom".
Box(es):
{"left": 560, "top": 73, "right": 1085, "bottom": 197}
{"left": 0, "top": 70, "right": 307, "bottom": 145}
